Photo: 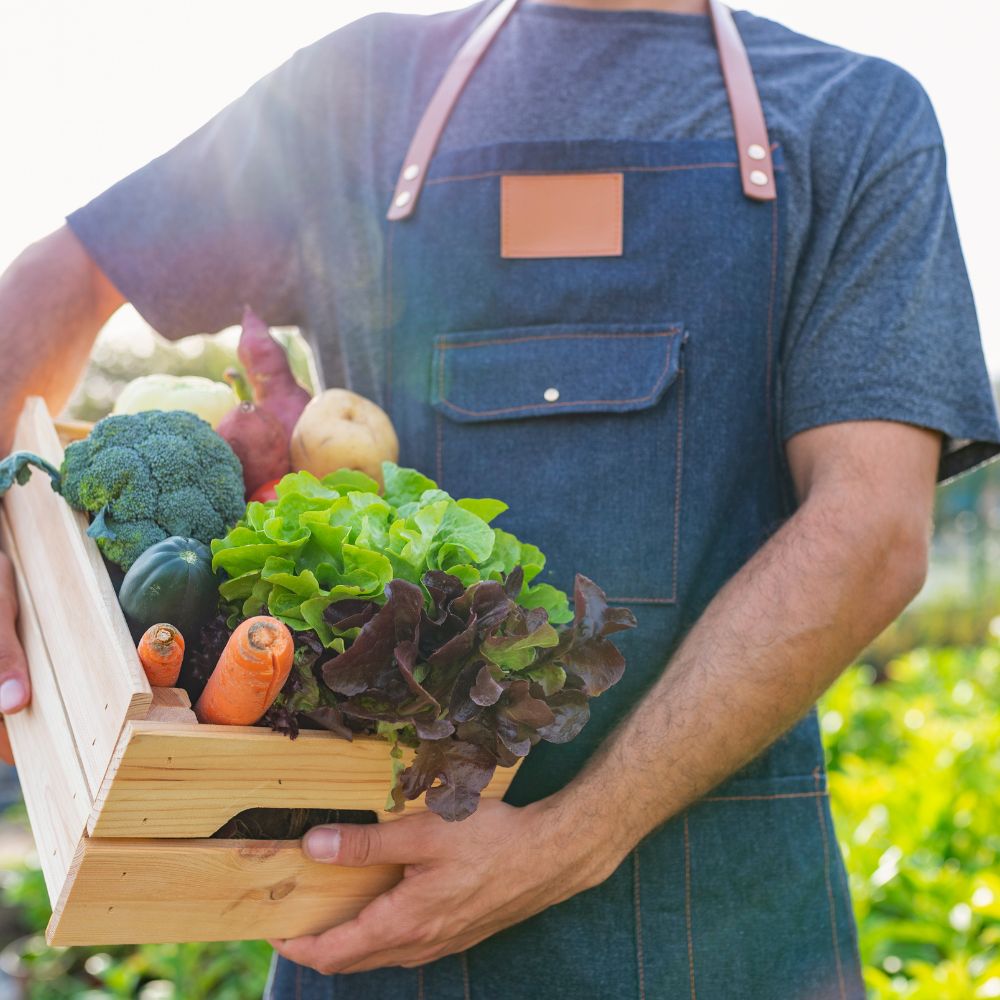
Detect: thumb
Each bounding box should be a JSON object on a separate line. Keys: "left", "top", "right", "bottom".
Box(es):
{"left": 303, "top": 816, "right": 432, "bottom": 867}
{"left": 0, "top": 552, "right": 30, "bottom": 717}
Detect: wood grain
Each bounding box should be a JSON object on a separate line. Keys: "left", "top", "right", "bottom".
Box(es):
{"left": 48, "top": 837, "right": 403, "bottom": 946}
{"left": 0, "top": 511, "right": 91, "bottom": 899}
{"left": 89, "top": 721, "right": 521, "bottom": 838}
{"left": 4, "top": 398, "right": 151, "bottom": 792}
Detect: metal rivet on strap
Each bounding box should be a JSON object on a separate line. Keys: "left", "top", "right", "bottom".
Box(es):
{"left": 394, "top": 190, "right": 412, "bottom": 208}
{"left": 543, "top": 387, "right": 560, "bottom": 403}
{"left": 747, "top": 144, "right": 767, "bottom": 161}
{"left": 402, "top": 163, "right": 420, "bottom": 181}
{"left": 749, "top": 170, "right": 769, "bottom": 187}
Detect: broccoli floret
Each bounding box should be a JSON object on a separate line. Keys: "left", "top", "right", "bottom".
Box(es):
{"left": 93, "top": 517, "right": 168, "bottom": 570}
{"left": 134, "top": 434, "right": 200, "bottom": 489}
{"left": 157, "top": 487, "right": 225, "bottom": 541}
{"left": 59, "top": 410, "right": 245, "bottom": 570}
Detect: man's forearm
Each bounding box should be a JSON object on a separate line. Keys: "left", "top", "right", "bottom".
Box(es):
{"left": 549, "top": 482, "right": 930, "bottom": 874}
{"left": 0, "top": 226, "right": 123, "bottom": 449}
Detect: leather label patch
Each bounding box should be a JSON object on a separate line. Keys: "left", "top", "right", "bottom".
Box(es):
{"left": 500, "top": 172, "right": 624, "bottom": 259}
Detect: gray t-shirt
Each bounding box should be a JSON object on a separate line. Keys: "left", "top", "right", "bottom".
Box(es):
{"left": 67, "top": 1, "right": 1000, "bottom": 481}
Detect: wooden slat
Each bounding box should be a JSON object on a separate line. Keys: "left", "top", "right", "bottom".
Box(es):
{"left": 89, "top": 722, "right": 521, "bottom": 837}
{"left": 48, "top": 837, "right": 402, "bottom": 946}
{"left": 144, "top": 687, "right": 197, "bottom": 724}
{"left": 4, "top": 398, "right": 151, "bottom": 793}
{"left": 0, "top": 511, "right": 91, "bottom": 900}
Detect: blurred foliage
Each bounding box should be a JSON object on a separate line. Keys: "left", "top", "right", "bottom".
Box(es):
{"left": 0, "top": 863, "right": 271, "bottom": 998}
{"left": 823, "top": 647, "right": 1000, "bottom": 999}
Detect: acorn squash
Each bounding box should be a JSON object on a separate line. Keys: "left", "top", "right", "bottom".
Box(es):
{"left": 118, "top": 536, "right": 218, "bottom": 641}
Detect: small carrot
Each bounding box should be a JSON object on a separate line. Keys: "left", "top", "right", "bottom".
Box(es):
{"left": 194, "top": 616, "right": 294, "bottom": 726}
{"left": 137, "top": 623, "right": 185, "bottom": 687}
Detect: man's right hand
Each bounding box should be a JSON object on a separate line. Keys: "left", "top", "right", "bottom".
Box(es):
{"left": 0, "top": 549, "right": 29, "bottom": 766}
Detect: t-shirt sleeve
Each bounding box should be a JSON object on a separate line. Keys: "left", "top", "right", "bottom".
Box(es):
{"left": 66, "top": 40, "right": 327, "bottom": 338}
{"left": 780, "top": 64, "right": 1000, "bottom": 484}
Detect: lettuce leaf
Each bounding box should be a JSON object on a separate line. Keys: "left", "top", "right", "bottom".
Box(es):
{"left": 211, "top": 463, "right": 573, "bottom": 643}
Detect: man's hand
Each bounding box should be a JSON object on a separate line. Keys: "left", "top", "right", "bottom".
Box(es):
{"left": 0, "top": 550, "right": 30, "bottom": 765}
{"left": 271, "top": 798, "right": 606, "bottom": 975}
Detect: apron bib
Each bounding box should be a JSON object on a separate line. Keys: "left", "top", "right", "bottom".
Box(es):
{"left": 270, "top": 3, "right": 865, "bottom": 997}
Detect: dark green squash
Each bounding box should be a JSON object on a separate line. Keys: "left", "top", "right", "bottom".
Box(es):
{"left": 118, "top": 536, "right": 218, "bottom": 642}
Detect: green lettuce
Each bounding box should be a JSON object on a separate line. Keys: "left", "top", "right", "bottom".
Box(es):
{"left": 211, "top": 463, "right": 572, "bottom": 645}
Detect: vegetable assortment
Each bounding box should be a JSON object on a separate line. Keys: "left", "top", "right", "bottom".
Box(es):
{"left": 0, "top": 310, "right": 635, "bottom": 822}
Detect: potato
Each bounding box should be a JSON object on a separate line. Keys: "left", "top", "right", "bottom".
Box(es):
{"left": 290, "top": 389, "right": 399, "bottom": 487}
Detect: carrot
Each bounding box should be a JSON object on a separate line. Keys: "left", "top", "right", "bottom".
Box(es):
{"left": 137, "top": 623, "right": 185, "bottom": 687}
{"left": 194, "top": 615, "right": 294, "bottom": 726}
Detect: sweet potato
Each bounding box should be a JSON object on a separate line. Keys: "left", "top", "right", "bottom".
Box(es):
{"left": 238, "top": 306, "right": 312, "bottom": 437}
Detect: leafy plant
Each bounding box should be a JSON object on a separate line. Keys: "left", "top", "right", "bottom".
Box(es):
{"left": 210, "top": 463, "right": 572, "bottom": 646}
{"left": 823, "top": 644, "right": 1000, "bottom": 998}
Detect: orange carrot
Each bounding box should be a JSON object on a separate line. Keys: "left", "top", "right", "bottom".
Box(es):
{"left": 137, "top": 623, "right": 185, "bottom": 687}
{"left": 194, "top": 616, "right": 294, "bottom": 726}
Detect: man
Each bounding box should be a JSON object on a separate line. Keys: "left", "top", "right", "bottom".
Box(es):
{"left": 1, "top": 0, "right": 997, "bottom": 997}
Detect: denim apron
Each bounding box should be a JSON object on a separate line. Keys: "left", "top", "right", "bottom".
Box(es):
{"left": 269, "top": 3, "right": 865, "bottom": 997}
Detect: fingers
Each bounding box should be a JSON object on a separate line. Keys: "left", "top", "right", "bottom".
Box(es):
{"left": 271, "top": 888, "right": 429, "bottom": 974}
{"left": 302, "top": 814, "right": 436, "bottom": 867}
{"left": 0, "top": 551, "right": 30, "bottom": 716}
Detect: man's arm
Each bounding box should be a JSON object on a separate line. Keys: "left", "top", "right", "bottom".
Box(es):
{"left": 0, "top": 226, "right": 124, "bottom": 757}
{"left": 558, "top": 418, "right": 937, "bottom": 863}
{"left": 274, "top": 419, "right": 939, "bottom": 974}
{"left": 0, "top": 226, "right": 124, "bottom": 449}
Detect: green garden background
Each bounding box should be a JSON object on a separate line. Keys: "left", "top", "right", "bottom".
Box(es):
{"left": 0, "top": 323, "right": 998, "bottom": 999}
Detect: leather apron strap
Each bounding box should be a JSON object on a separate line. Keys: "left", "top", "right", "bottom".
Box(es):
{"left": 386, "top": 0, "right": 775, "bottom": 221}
{"left": 708, "top": 0, "right": 776, "bottom": 200}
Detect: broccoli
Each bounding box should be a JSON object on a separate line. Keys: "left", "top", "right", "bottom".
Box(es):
{"left": 0, "top": 410, "right": 245, "bottom": 571}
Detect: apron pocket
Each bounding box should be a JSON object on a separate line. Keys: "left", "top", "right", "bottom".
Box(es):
{"left": 431, "top": 322, "right": 686, "bottom": 603}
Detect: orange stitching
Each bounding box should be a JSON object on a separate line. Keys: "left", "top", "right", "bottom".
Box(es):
{"left": 765, "top": 197, "right": 778, "bottom": 484}
{"left": 437, "top": 329, "right": 680, "bottom": 350}
{"left": 384, "top": 221, "right": 395, "bottom": 409}
{"left": 426, "top": 162, "right": 745, "bottom": 186}
{"left": 606, "top": 365, "right": 686, "bottom": 605}
{"left": 605, "top": 595, "right": 678, "bottom": 604}
{"left": 435, "top": 409, "right": 444, "bottom": 484}
{"left": 684, "top": 815, "right": 697, "bottom": 1000}
{"left": 814, "top": 768, "right": 847, "bottom": 1000}
{"left": 417, "top": 966, "right": 425, "bottom": 1000}
{"left": 672, "top": 366, "right": 685, "bottom": 602}
{"left": 438, "top": 338, "right": 678, "bottom": 419}
{"left": 462, "top": 951, "right": 471, "bottom": 1000}
{"left": 701, "top": 790, "right": 828, "bottom": 802}
{"left": 633, "top": 849, "right": 646, "bottom": 1000}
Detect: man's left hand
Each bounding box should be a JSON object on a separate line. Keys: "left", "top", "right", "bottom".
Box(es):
{"left": 270, "top": 797, "right": 609, "bottom": 975}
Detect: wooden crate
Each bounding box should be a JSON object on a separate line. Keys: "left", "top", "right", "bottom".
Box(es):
{"left": 0, "top": 398, "right": 520, "bottom": 946}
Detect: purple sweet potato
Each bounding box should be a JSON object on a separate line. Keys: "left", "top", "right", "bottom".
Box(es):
{"left": 238, "top": 306, "right": 312, "bottom": 438}
{"left": 216, "top": 401, "right": 291, "bottom": 498}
